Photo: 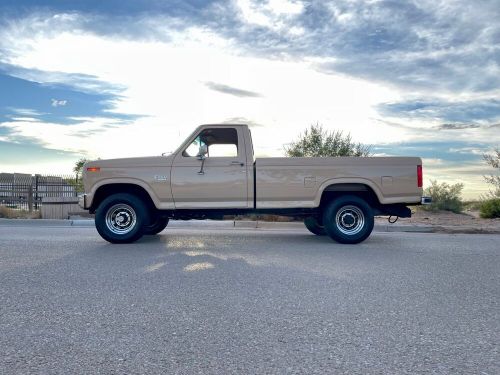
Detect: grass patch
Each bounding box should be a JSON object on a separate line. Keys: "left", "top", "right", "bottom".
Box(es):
{"left": 0, "top": 206, "right": 41, "bottom": 219}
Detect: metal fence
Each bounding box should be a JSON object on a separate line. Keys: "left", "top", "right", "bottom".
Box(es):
{"left": 0, "top": 173, "right": 83, "bottom": 211}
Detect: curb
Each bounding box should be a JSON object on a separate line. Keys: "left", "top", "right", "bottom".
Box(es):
{"left": 1, "top": 218, "right": 498, "bottom": 234}
{"left": 0, "top": 218, "right": 94, "bottom": 227}
{"left": 374, "top": 223, "right": 434, "bottom": 233}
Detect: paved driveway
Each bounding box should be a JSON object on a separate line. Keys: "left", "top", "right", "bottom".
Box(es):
{"left": 0, "top": 226, "right": 498, "bottom": 374}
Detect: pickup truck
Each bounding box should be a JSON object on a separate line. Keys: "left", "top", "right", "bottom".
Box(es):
{"left": 79, "top": 124, "right": 430, "bottom": 244}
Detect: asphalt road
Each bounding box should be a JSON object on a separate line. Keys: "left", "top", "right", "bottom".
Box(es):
{"left": 0, "top": 226, "right": 498, "bottom": 374}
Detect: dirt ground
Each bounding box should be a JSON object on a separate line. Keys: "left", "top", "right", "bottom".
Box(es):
{"left": 376, "top": 209, "right": 500, "bottom": 234}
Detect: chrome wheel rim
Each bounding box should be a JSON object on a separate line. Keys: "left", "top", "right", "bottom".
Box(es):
{"left": 105, "top": 203, "right": 137, "bottom": 235}
{"left": 335, "top": 205, "right": 365, "bottom": 235}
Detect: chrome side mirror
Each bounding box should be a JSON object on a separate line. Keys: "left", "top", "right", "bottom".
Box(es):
{"left": 197, "top": 144, "right": 208, "bottom": 175}
{"left": 197, "top": 144, "right": 208, "bottom": 160}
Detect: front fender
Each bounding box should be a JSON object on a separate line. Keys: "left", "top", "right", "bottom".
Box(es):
{"left": 87, "top": 178, "right": 162, "bottom": 209}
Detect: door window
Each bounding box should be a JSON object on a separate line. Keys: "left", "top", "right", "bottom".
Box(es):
{"left": 183, "top": 128, "right": 238, "bottom": 158}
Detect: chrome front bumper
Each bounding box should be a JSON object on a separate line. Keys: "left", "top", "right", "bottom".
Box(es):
{"left": 421, "top": 196, "right": 432, "bottom": 205}
{"left": 78, "top": 194, "right": 86, "bottom": 209}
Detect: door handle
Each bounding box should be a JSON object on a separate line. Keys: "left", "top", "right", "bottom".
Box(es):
{"left": 230, "top": 161, "right": 244, "bottom": 166}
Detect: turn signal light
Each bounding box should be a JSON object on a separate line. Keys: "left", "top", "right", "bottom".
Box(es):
{"left": 87, "top": 167, "right": 100, "bottom": 172}
{"left": 417, "top": 165, "right": 423, "bottom": 187}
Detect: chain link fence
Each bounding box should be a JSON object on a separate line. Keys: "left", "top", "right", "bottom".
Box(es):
{"left": 0, "top": 173, "right": 83, "bottom": 212}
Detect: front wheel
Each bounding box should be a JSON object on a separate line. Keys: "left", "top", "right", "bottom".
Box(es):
{"left": 95, "top": 193, "right": 148, "bottom": 244}
{"left": 322, "top": 196, "right": 374, "bottom": 244}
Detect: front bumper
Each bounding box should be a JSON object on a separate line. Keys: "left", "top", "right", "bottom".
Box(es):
{"left": 421, "top": 196, "right": 432, "bottom": 205}
{"left": 78, "top": 194, "right": 87, "bottom": 209}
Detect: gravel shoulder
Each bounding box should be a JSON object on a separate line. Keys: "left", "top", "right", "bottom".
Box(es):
{"left": 377, "top": 209, "right": 500, "bottom": 234}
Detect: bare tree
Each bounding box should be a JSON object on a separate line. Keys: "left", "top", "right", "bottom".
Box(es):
{"left": 483, "top": 148, "right": 500, "bottom": 197}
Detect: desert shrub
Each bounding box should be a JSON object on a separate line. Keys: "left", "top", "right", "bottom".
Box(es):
{"left": 284, "top": 124, "right": 371, "bottom": 157}
{"left": 422, "top": 180, "right": 464, "bottom": 213}
{"left": 0, "top": 206, "right": 15, "bottom": 218}
{"left": 479, "top": 198, "right": 500, "bottom": 218}
{"left": 0, "top": 206, "right": 41, "bottom": 219}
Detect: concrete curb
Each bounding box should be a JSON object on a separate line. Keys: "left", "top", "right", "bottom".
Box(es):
{"left": 2, "top": 218, "right": 497, "bottom": 234}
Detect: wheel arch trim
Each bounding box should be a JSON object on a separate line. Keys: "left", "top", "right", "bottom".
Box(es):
{"left": 88, "top": 178, "right": 160, "bottom": 211}
{"left": 314, "top": 178, "right": 384, "bottom": 207}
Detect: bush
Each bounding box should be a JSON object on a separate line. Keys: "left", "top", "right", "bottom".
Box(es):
{"left": 0, "top": 206, "right": 41, "bottom": 219}
{"left": 284, "top": 124, "right": 371, "bottom": 157}
{"left": 422, "top": 180, "right": 464, "bottom": 213}
{"left": 479, "top": 199, "right": 500, "bottom": 218}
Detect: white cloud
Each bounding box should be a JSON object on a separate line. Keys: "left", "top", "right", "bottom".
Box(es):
{"left": 0, "top": 17, "right": 400, "bottom": 157}
{"left": 7, "top": 107, "right": 45, "bottom": 116}
{"left": 0, "top": 11, "right": 495, "bottom": 197}
{"left": 51, "top": 99, "right": 67, "bottom": 107}
{"left": 235, "top": 0, "right": 304, "bottom": 34}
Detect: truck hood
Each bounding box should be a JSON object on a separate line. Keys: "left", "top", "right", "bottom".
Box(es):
{"left": 85, "top": 155, "right": 174, "bottom": 169}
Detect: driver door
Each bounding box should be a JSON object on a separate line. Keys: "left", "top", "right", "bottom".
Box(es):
{"left": 170, "top": 126, "right": 249, "bottom": 208}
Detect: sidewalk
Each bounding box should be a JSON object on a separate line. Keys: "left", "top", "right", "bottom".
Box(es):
{"left": 2, "top": 217, "right": 499, "bottom": 234}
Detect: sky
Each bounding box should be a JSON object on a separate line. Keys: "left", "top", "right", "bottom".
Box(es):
{"left": 0, "top": 0, "right": 499, "bottom": 199}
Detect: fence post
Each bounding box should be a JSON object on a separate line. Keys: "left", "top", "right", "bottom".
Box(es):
{"left": 35, "top": 174, "right": 39, "bottom": 210}
{"left": 28, "top": 185, "right": 33, "bottom": 212}
{"left": 75, "top": 174, "right": 78, "bottom": 197}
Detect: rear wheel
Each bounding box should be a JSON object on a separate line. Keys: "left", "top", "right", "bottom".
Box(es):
{"left": 95, "top": 193, "right": 148, "bottom": 244}
{"left": 304, "top": 217, "right": 326, "bottom": 236}
{"left": 322, "top": 195, "right": 374, "bottom": 244}
{"left": 143, "top": 217, "right": 169, "bottom": 235}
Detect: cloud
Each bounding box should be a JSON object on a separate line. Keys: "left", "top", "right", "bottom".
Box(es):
{"left": 234, "top": 0, "right": 304, "bottom": 34}
{"left": 0, "top": 72, "right": 139, "bottom": 125}
{"left": 438, "top": 123, "right": 480, "bottom": 130}
{"left": 221, "top": 116, "right": 264, "bottom": 127}
{"left": 2, "top": 1, "right": 498, "bottom": 96}
{"left": 309, "top": 1, "right": 500, "bottom": 94}
{"left": 6, "top": 107, "right": 45, "bottom": 117}
{"left": 51, "top": 99, "right": 67, "bottom": 107}
{"left": 377, "top": 99, "right": 500, "bottom": 124}
{"left": 204, "top": 81, "right": 262, "bottom": 98}
{"left": 0, "top": 2, "right": 498, "bottom": 197}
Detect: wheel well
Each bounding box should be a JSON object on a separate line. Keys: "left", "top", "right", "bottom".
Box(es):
{"left": 320, "top": 184, "right": 380, "bottom": 209}
{"left": 90, "top": 183, "right": 156, "bottom": 213}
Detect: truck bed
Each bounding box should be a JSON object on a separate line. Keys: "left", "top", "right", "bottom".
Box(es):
{"left": 255, "top": 157, "right": 422, "bottom": 208}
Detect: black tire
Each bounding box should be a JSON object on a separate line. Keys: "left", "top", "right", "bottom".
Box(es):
{"left": 322, "top": 195, "right": 374, "bottom": 244}
{"left": 143, "top": 217, "right": 169, "bottom": 235}
{"left": 304, "top": 217, "right": 326, "bottom": 236}
{"left": 95, "top": 193, "right": 148, "bottom": 244}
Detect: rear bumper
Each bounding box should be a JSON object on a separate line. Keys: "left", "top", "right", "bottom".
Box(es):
{"left": 421, "top": 196, "right": 432, "bottom": 205}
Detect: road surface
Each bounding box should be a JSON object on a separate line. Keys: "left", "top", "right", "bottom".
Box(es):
{"left": 0, "top": 225, "right": 498, "bottom": 374}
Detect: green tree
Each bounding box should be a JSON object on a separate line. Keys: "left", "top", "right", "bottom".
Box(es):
{"left": 284, "top": 124, "right": 371, "bottom": 157}
{"left": 73, "top": 158, "right": 88, "bottom": 179}
{"left": 483, "top": 147, "right": 500, "bottom": 197}
{"left": 71, "top": 158, "right": 88, "bottom": 193}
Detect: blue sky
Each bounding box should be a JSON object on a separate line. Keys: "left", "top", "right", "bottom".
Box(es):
{"left": 0, "top": 0, "right": 499, "bottom": 198}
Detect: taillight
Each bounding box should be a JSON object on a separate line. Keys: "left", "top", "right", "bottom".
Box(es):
{"left": 86, "top": 167, "right": 100, "bottom": 172}
{"left": 417, "top": 165, "right": 423, "bottom": 187}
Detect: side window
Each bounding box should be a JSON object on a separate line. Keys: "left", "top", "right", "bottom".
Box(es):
{"left": 183, "top": 136, "right": 206, "bottom": 157}
{"left": 183, "top": 128, "right": 238, "bottom": 158}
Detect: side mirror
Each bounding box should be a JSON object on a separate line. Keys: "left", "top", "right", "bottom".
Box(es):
{"left": 197, "top": 144, "right": 208, "bottom": 160}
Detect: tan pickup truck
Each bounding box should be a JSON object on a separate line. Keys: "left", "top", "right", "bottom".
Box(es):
{"left": 80, "top": 124, "right": 430, "bottom": 244}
